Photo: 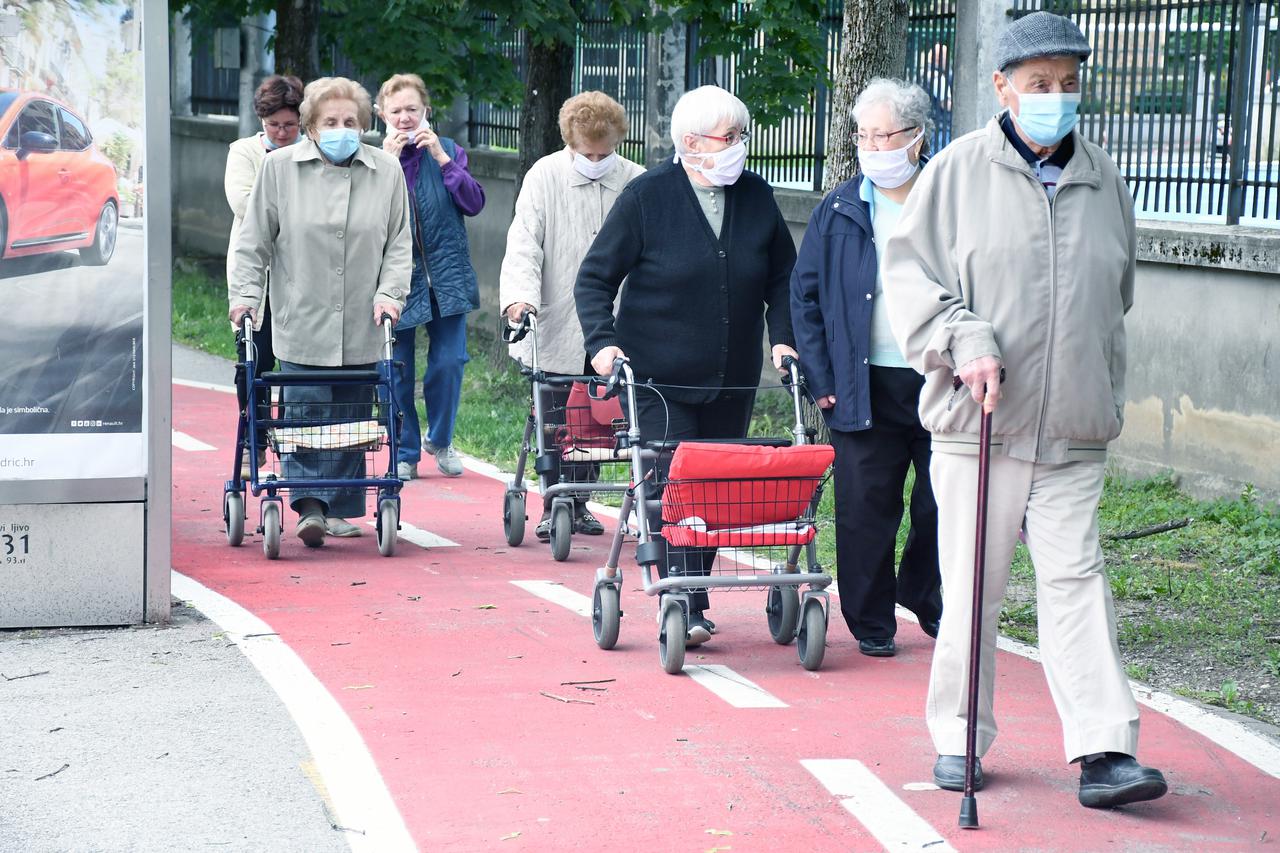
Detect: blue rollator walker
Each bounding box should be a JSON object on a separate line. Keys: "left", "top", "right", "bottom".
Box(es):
{"left": 222, "top": 314, "right": 403, "bottom": 558}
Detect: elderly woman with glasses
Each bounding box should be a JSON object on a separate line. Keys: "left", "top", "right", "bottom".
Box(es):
{"left": 790, "top": 77, "right": 942, "bottom": 659}
{"left": 229, "top": 77, "right": 412, "bottom": 548}
{"left": 575, "top": 84, "right": 798, "bottom": 647}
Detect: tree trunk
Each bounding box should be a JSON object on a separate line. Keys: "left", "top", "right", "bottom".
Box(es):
{"left": 273, "top": 0, "right": 320, "bottom": 82}
{"left": 824, "top": 0, "right": 909, "bottom": 191}
{"left": 515, "top": 34, "right": 575, "bottom": 202}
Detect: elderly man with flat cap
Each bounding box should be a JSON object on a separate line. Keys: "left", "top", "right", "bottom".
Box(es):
{"left": 882, "top": 11, "right": 1168, "bottom": 808}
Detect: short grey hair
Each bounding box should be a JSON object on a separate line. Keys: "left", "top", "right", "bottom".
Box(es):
{"left": 852, "top": 78, "right": 934, "bottom": 154}
{"left": 669, "top": 85, "right": 751, "bottom": 154}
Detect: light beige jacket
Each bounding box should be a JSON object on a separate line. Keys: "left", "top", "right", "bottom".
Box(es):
{"left": 224, "top": 133, "right": 271, "bottom": 330}
{"left": 499, "top": 148, "right": 644, "bottom": 374}
{"left": 229, "top": 138, "right": 412, "bottom": 366}
{"left": 882, "top": 116, "right": 1136, "bottom": 464}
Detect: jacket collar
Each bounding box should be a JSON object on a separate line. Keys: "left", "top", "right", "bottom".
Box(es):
{"left": 984, "top": 112, "right": 1100, "bottom": 189}
{"left": 292, "top": 135, "right": 379, "bottom": 169}
{"left": 563, "top": 147, "right": 631, "bottom": 191}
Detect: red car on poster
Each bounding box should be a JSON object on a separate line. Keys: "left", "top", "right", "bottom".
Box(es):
{"left": 0, "top": 89, "right": 120, "bottom": 265}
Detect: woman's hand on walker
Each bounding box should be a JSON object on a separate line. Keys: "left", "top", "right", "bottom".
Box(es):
{"left": 771, "top": 343, "right": 799, "bottom": 374}
{"left": 373, "top": 302, "right": 401, "bottom": 326}
{"left": 591, "top": 346, "right": 625, "bottom": 376}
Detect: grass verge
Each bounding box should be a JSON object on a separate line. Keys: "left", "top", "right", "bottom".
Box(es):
{"left": 173, "top": 258, "right": 1280, "bottom": 727}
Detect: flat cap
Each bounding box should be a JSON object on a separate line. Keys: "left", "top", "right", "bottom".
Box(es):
{"left": 995, "top": 11, "right": 1091, "bottom": 72}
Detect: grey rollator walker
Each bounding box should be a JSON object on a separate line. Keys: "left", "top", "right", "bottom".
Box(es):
{"left": 588, "top": 355, "right": 834, "bottom": 675}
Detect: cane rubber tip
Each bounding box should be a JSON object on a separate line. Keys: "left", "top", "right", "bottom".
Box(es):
{"left": 959, "top": 796, "right": 979, "bottom": 828}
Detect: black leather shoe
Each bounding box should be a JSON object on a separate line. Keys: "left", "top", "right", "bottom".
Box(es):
{"left": 1078, "top": 753, "right": 1168, "bottom": 808}
{"left": 933, "top": 754, "right": 983, "bottom": 791}
{"left": 858, "top": 637, "right": 896, "bottom": 657}
{"left": 920, "top": 618, "right": 940, "bottom": 639}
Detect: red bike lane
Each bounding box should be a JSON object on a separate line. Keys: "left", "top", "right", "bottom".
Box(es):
{"left": 172, "top": 382, "right": 1280, "bottom": 851}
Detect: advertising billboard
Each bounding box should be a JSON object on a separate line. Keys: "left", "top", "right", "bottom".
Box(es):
{"left": 0, "top": 0, "right": 145, "bottom": 481}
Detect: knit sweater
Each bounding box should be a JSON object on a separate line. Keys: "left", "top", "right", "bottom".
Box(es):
{"left": 575, "top": 160, "right": 796, "bottom": 403}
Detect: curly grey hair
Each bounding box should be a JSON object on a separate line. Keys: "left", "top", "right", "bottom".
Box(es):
{"left": 852, "top": 77, "right": 935, "bottom": 155}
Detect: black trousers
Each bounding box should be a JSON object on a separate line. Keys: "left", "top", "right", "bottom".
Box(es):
{"left": 629, "top": 386, "right": 756, "bottom": 613}
{"left": 235, "top": 301, "right": 277, "bottom": 449}
{"left": 830, "top": 366, "right": 942, "bottom": 640}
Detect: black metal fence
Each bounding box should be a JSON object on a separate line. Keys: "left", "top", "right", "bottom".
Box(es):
{"left": 1012, "top": 0, "right": 1279, "bottom": 226}
{"left": 468, "top": 1, "right": 957, "bottom": 192}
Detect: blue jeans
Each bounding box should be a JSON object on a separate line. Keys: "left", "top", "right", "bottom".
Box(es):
{"left": 392, "top": 310, "right": 469, "bottom": 463}
{"left": 278, "top": 360, "right": 372, "bottom": 519}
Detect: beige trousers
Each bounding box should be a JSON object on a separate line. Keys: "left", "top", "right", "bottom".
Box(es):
{"left": 926, "top": 452, "right": 1140, "bottom": 762}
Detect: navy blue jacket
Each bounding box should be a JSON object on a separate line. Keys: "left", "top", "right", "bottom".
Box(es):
{"left": 576, "top": 160, "right": 796, "bottom": 404}
{"left": 790, "top": 173, "right": 881, "bottom": 432}
{"left": 398, "top": 137, "right": 480, "bottom": 328}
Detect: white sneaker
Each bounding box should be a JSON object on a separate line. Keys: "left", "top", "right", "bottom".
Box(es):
{"left": 325, "top": 517, "right": 364, "bottom": 537}
{"left": 396, "top": 461, "right": 418, "bottom": 481}
{"left": 432, "top": 444, "right": 463, "bottom": 477}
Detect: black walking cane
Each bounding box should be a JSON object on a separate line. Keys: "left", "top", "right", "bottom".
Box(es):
{"left": 958, "top": 376, "right": 996, "bottom": 830}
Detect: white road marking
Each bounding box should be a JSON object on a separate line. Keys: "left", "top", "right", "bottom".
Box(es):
{"left": 172, "top": 572, "right": 415, "bottom": 853}
{"left": 802, "top": 759, "right": 956, "bottom": 853}
{"left": 683, "top": 664, "right": 787, "bottom": 709}
{"left": 174, "top": 377, "right": 236, "bottom": 394}
{"left": 172, "top": 430, "right": 216, "bottom": 451}
{"left": 510, "top": 579, "right": 592, "bottom": 618}
{"left": 365, "top": 519, "right": 457, "bottom": 549}
{"left": 441, "top": 433, "right": 1280, "bottom": 779}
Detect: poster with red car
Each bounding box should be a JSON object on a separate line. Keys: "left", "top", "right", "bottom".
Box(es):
{"left": 0, "top": 0, "right": 144, "bottom": 481}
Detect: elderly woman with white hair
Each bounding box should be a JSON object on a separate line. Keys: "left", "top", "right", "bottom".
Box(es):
{"left": 229, "top": 76, "right": 412, "bottom": 548}
{"left": 575, "top": 84, "right": 798, "bottom": 646}
{"left": 790, "top": 77, "right": 942, "bottom": 658}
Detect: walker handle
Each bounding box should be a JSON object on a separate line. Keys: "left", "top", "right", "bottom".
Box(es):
{"left": 587, "top": 356, "right": 628, "bottom": 401}
{"left": 502, "top": 309, "right": 535, "bottom": 344}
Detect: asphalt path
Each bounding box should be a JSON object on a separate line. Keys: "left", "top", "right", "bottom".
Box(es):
{"left": 0, "top": 228, "right": 144, "bottom": 434}
{"left": 169, "top": 371, "right": 1280, "bottom": 852}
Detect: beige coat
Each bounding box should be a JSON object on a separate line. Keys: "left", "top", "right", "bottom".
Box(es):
{"left": 229, "top": 138, "right": 412, "bottom": 367}
{"left": 499, "top": 148, "right": 644, "bottom": 374}
{"left": 224, "top": 133, "right": 270, "bottom": 330}
{"left": 882, "top": 116, "right": 1136, "bottom": 464}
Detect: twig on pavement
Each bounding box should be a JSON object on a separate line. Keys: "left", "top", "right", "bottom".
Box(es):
{"left": 35, "top": 763, "right": 69, "bottom": 781}
{"left": 2, "top": 671, "right": 50, "bottom": 681}
{"left": 1105, "top": 517, "right": 1192, "bottom": 541}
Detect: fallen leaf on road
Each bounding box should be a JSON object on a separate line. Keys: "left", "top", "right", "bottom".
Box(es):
{"left": 496, "top": 788, "right": 522, "bottom": 795}
{"left": 408, "top": 596, "right": 421, "bottom": 601}
{"left": 343, "top": 685, "right": 375, "bottom": 690}
{"left": 475, "top": 604, "right": 497, "bottom": 610}
{"left": 705, "top": 847, "right": 731, "bottom": 852}
{"left": 451, "top": 670, "right": 462, "bottom": 677}
{"left": 500, "top": 832, "right": 520, "bottom": 841}
{"left": 705, "top": 829, "right": 733, "bottom": 836}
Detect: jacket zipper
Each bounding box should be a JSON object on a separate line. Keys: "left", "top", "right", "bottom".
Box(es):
{"left": 991, "top": 160, "right": 1089, "bottom": 458}
{"left": 409, "top": 187, "right": 434, "bottom": 295}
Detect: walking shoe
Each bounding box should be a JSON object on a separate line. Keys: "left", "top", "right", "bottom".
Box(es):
{"left": 933, "top": 755, "right": 983, "bottom": 792}
{"left": 687, "top": 611, "right": 715, "bottom": 646}
{"left": 424, "top": 439, "right": 463, "bottom": 477}
{"left": 573, "top": 503, "right": 605, "bottom": 535}
{"left": 858, "top": 637, "right": 896, "bottom": 657}
{"left": 919, "top": 618, "right": 941, "bottom": 639}
{"left": 396, "top": 461, "right": 418, "bottom": 481}
{"left": 1078, "top": 753, "right": 1167, "bottom": 808}
{"left": 325, "top": 517, "right": 364, "bottom": 538}
{"left": 535, "top": 511, "right": 552, "bottom": 542}
{"left": 295, "top": 512, "right": 326, "bottom": 548}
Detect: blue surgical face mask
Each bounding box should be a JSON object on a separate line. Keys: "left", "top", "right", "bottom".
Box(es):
{"left": 317, "top": 128, "right": 360, "bottom": 163}
{"left": 1005, "top": 77, "right": 1081, "bottom": 147}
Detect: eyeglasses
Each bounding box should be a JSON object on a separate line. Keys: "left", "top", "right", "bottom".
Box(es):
{"left": 263, "top": 120, "right": 299, "bottom": 132}
{"left": 854, "top": 126, "right": 919, "bottom": 148}
{"left": 694, "top": 129, "right": 751, "bottom": 146}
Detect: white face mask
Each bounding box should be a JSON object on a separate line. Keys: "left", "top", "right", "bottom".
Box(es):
{"left": 677, "top": 140, "right": 748, "bottom": 187}
{"left": 857, "top": 130, "right": 923, "bottom": 189}
{"left": 573, "top": 151, "right": 617, "bottom": 181}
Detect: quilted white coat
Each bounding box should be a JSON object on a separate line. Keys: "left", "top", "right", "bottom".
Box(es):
{"left": 499, "top": 147, "right": 644, "bottom": 375}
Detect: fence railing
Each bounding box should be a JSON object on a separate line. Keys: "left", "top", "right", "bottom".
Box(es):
{"left": 468, "top": 1, "right": 956, "bottom": 192}
{"left": 1012, "top": 0, "right": 1278, "bottom": 226}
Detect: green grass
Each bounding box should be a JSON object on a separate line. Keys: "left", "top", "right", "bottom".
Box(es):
{"left": 172, "top": 258, "right": 238, "bottom": 361}
{"left": 172, "top": 257, "right": 1280, "bottom": 726}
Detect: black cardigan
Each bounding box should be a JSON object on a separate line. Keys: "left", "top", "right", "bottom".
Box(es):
{"left": 575, "top": 160, "right": 796, "bottom": 404}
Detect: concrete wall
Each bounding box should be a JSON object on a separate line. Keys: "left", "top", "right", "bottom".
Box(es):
{"left": 172, "top": 121, "right": 1280, "bottom": 501}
